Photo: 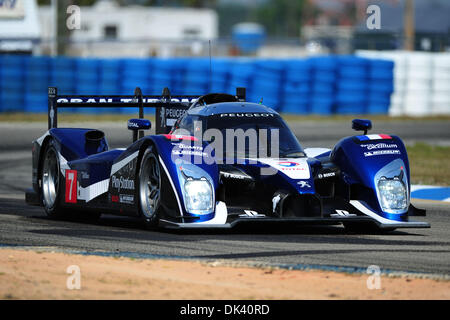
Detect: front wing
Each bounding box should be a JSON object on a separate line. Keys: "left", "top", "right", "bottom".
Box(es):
{"left": 158, "top": 200, "right": 430, "bottom": 230}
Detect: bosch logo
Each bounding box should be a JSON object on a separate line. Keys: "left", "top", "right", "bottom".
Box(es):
{"left": 318, "top": 172, "right": 336, "bottom": 179}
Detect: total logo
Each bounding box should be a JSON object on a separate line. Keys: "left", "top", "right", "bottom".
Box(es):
{"left": 277, "top": 161, "right": 300, "bottom": 167}
{"left": 277, "top": 161, "right": 306, "bottom": 173}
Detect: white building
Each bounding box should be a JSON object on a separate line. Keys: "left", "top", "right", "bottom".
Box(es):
{"left": 38, "top": 0, "right": 218, "bottom": 57}
{"left": 0, "top": 0, "right": 41, "bottom": 53}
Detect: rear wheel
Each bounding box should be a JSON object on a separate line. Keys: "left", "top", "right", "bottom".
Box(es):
{"left": 41, "top": 142, "right": 64, "bottom": 218}
{"left": 138, "top": 147, "right": 162, "bottom": 228}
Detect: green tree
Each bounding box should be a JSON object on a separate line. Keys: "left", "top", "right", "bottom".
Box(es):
{"left": 252, "top": 0, "right": 305, "bottom": 38}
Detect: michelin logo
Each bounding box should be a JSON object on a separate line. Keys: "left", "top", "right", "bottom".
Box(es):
{"left": 364, "top": 150, "right": 401, "bottom": 157}
{"left": 120, "top": 194, "right": 134, "bottom": 204}
{"left": 172, "top": 144, "right": 207, "bottom": 158}
{"left": 361, "top": 143, "right": 398, "bottom": 150}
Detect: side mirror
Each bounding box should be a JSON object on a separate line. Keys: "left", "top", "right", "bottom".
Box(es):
{"left": 352, "top": 119, "right": 372, "bottom": 135}
{"left": 128, "top": 118, "right": 151, "bottom": 131}
{"left": 128, "top": 119, "right": 151, "bottom": 142}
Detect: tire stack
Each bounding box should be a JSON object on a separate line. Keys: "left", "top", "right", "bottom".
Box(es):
{"left": 227, "top": 59, "right": 255, "bottom": 98}
{"left": 49, "top": 57, "right": 76, "bottom": 112}
{"left": 99, "top": 59, "right": 122, "bottom": 113}
{"left": 50, "top": 57, "right": 76, "bottom": 94}
{"left": 309, "top": 56, "right": 337, "bottom": 115}
{"left": 120, "top": 58, "right": 151, "bottom": 113}
{"left": 403, "top": 52, "right": 432, "bottom": 116}
{"left": 281, "top": 59, "right": 311, "bottom": 114}
{"left": 210, "top": 58, "right": 231, "bottom": 94}
{"left": 99, "top": 59, "right": 121, "bottom": 94}
{"left": 381, "top": 51, "right": 407, "bottom": 116}
{"left": 182, "top": 58, "right": 211, "bottom": 95}
{"left": 0, "top": 55, "right": 25, "bottom": 112}
{"left": 24, "top": 56, "right": 50, "bottom": 113}
{"left": 335, "top": 56, "right": 369, "bottom": 114}
{"left": 171, "top": 58, "right": 189, "bottom": 96}
{"left": 150, "top": 58, "right": 176, "bottom": 95}
{"left": 75, "top": 58, "right": 99, "bottom": 95}
{"left": 75, "top": 58, "right": 100, "bottom": 113}
{"left": 431, "top": 53, "right": 450, "bottom": 115}
{"left": 249, "top": 59, "right": 285, "bottom": 111}
{"left": 366, "top": 58, "right": 394, "bottom": 114}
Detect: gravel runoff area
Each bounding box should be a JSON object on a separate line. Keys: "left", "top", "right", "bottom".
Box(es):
{"left": 0, "top": 248, "right": 449, "bottom": 300}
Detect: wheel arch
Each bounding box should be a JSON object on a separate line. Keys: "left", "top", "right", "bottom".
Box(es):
{"left": 135, "top": 137, "right": 182, "bottom": 220}
{"left": 37, "top": 136, "right": 56, "bottom": 197}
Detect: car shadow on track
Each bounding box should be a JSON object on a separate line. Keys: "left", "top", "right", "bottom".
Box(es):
{"left": 1, "top": 198, "right": 428, "bottom": 238}
{"left": 31, "top": 213, "right": 416, "bottom": 236}
{"left": 25, "top": 213, "right": 442, "bottom": 250}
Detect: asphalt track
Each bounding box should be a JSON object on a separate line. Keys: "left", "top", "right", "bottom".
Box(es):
{"left": 0, "top": 120, "right": 449, "bottom": 276}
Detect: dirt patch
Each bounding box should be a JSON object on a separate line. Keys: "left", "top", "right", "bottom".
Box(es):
{"left": 0, "top": 248, "right": 448, "bottom": 300}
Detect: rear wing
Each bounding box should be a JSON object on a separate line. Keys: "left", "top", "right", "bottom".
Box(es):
{"left": 48, "top": 87, "right": 247, "bottom": 135}
{"left": 48, "top": 86, "right": 199, "bottom": 135}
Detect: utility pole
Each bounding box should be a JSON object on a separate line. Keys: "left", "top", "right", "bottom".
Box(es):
{"left": 56, "top": 0, "right": 73, "bottom": 56}
{"left": 404, "top": 0, "right": 415, "bottom": 51}
{"left": 51, "top": 0, "right": 57, "bottom": 56}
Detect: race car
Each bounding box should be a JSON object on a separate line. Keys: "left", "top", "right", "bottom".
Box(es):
{"left": 25, "top": 87, "right": 430, "bottom": 231}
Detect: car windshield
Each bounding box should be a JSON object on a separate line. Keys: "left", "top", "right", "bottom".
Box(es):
{"left": 205, "top": 113, "right": 305, "bottom": 158}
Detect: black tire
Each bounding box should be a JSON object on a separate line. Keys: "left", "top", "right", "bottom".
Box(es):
{"left": 40, "top": 141, "right": 65, "bottom": 218}
{"left": 137, "top": 146, "right": 163, "bottom": 228}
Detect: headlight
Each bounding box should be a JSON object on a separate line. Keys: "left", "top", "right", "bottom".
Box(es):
{"left": 377, "top": 177, "right": 407, "bottom": 213}
{"left": 184, "top": 178, "right": 213, "bottom": 214}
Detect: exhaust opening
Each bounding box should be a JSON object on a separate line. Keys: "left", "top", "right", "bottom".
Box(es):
{"left": 85, "top": 130, "right": 106, "bottom": 155}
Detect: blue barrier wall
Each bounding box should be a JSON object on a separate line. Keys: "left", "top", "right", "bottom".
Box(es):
{"left": 0, "top": 55, "right": 394, "bottom": 115}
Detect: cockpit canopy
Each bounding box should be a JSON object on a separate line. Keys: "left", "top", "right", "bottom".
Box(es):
{"left": 173, "top": 109, "right": 305, "bottom": 159}
{"left": 190, "top": 93, "right": 239, "bottom": 109}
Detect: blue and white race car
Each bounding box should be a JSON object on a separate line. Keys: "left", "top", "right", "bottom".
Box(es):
{"left": 25, "top": 87, "right": 429, "bottom": 231}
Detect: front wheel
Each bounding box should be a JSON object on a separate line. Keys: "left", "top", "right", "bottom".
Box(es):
{"left": 138, "top": 147, "right": 162, "bottom": 228}
{"left": 41, "top": 141, "right": 64, "bottom": 218}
